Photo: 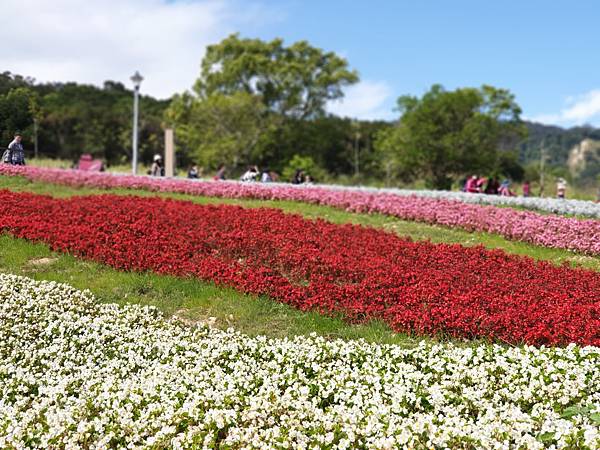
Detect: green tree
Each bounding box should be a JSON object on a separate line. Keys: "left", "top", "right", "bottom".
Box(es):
{"left": 195, "top": 34, "right": 359, "bottom": 119}
{"left": 0, "top": 87, "right": 37, "bottom": 144}
{"left": 166, "top": 92, "right": 273, "bottom": 169}
{"left": 282, "top": 154, "right": 327, "bottom": 182}
{"left": 375, "top": 84, "right": 525, "bottom": 189}
{"left": 496, "top": 151, "right": 525, "bottom": 181}
{"left": 38, "top": 81, "right": 167, "bottom": 164}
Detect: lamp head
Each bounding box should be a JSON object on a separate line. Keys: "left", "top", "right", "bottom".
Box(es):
{"left": 130, "top": 71, "right": 143, "bottom": 89}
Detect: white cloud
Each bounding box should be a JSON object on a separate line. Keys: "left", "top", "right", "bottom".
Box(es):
{"left": 561, "top": 90, "right": 600, "bottom": 122}
{"left": 0, "top": 0, "right": 275, "bottom": 99}
{"left": 327, "top": 80, "right": 394, "bottom": 121}
{"left": 529, "top": 89, "right": 600, "bottom": 127}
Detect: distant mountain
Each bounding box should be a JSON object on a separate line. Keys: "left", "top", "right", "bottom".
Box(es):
{"left": 519, "top": 121, "right": 600, "bottom": 173}
{"left": 567, "top": 138, "right": 600, "bottom": 181}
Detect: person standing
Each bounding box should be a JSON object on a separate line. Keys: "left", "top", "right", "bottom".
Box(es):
{"left": 522, "top": 180, "right": 531, "bottom": 197}
{"left": 556, "top": 178, "right": 567, "bottom": 199}
{"left": 150, "top": 154, "right": 164, "bottom": 176}
{"left": 3, "top": 133, "right": 26, "bottom": 165}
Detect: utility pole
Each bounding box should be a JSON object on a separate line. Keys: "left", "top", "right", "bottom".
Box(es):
{"left": 352, "top": 121, "right": 360, "bottom": 178}
{"left": 164, "top": 128, "right": 174, "bottom": 177}
{"left": 539, "top": 139, "right": 546, "bottom": 197}
{"left": 354, "top": 130, "right": 360, "bottom": 178}
{"left": 33, "top": 117, "right": 38, "bottom": 159}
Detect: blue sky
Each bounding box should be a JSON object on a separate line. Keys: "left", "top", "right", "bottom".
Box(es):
{"left": 3, "top": 0, "right": 600, "bottom": 126}
{"left": 245, "top": 0, "right": 600, "bottom": 125}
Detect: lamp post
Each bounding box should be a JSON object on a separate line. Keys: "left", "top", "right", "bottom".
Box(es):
{"left": 130, "top": 71, "right": 143, "bottom": 175}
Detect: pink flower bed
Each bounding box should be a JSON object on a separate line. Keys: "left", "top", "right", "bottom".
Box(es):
{"left": 1, "top": 165, "right": 600, "bottom": 255}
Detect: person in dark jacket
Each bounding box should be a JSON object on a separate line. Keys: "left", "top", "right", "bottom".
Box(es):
{"left": 3, "top": 133, "right": 25, "bottom": 165}
{"left": 292, "top": 169, "right": 306, "bottom": 184}
{"left": 187, "top": 165, "right": 200, "bottom": 179}
{"left": 484, "top": 178, "right": 500, "bottom": 195}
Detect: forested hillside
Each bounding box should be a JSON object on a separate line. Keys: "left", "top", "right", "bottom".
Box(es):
{"left": 0, "top": 69, "right": 391, "bottom": 180}
{"left": 2, "top": 61, "right": 599, "bottom": 185}
{"left": 0, "top": 71, "right": 168, "bottom": 166}
{"left": 521, "top": 122, "right": 600, "bottom": 166}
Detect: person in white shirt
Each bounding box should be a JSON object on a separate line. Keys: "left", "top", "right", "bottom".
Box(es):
{"left": 240, "top": 165, "right": 259, "bottom": 182}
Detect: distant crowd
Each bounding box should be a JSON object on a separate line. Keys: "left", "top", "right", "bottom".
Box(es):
{"left": 1, "top": 135, "right": 596, "bottom": 201}
{"left": 182, "top": 162, "right": 314, "bottom": 185}
{"left": 460, "top": 174, "right": 570, "bottom": 199}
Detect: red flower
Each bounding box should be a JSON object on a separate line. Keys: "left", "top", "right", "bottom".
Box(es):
{"left": 1, "top": 190, "right": 598, "bottom": 346}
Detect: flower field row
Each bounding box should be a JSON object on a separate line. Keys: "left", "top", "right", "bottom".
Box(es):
{"left": 1, "top": 190, "right": 599, "bottom": 346}
{"left": 1, "top": 273, "right": 599, "bottom": 449}
{"left": 1, "top": 165, "right": 599, "bottom": 254}
{"left": 359, "top": 185, "right": 600, "bottom": 218}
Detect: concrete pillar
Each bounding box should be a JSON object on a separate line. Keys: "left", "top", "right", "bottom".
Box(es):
{"left": 164, "top": 128, "right": 175, "bottom": 177}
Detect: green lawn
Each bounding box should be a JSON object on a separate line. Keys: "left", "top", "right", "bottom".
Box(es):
{"left": 0, "top": 234, "right": 425, "bottom": 346}
{"left": 0, "top": 174, "right": 599, "bottom": 346}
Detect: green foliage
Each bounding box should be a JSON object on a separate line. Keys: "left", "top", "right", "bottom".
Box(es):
{"left": 523, "top": 162, "right": 540, "bottom": 183}
{"left": 519, "top": 122, "right": 600, "bottom": 183}
{"left": 373, "top": 125, "right": 413, "bottom": 185}
{"left": 168, "top": 34, "right": 367, "bottom": 176}
{"left": 496, "top": 151, "right": 525, "bottom": 181}
{"left": 262, "top": 117, "right": 390, "bottom": 177}
{"left": 0, "top": 72, "right": 168, "bottom": 165}
{"left": 281, "top": 154, "right": 327, "bottom": 182}
{"left": 375, "top": 84, "right": 526, "bottom": 189}
{"left": 0, "top": 87, "right": 37, "bottom": 143}
{"left": 520, "top": 122, "right": 597, "bottom": 166}
{"left": 166, "top": 92, "right": 274, "bottom": 169}
{"left": 195, "top": 34, "right": 359, "bottom": 119}
{"left": 39, "top": 81, "right": 167, "bottom": 164}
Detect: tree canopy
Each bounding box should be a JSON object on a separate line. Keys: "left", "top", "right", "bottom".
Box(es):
{"left": 0, "top": 87, "right": 37, "bottom": 144}
{"left": 166, "top": 91, "right": 272, "bottom": 169}
{"left": 0, "top": 72, "right": 168, "bottom": 164}
{"left": 375, "top": 84, "right": 526, "bottom": 189}
{"left": 195, "top": 34, "right": 359, "bottom": 119}
{"left": 167, "top": 34, "right": 367, "bottom": 175}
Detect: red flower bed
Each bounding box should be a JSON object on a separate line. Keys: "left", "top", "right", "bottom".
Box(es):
{"left": 0, "top": 190, "right": 598, "bottom": 346}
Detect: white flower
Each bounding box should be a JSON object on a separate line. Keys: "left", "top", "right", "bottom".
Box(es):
{"left": 0, "top": 273, "right": 598, "bottom": 449}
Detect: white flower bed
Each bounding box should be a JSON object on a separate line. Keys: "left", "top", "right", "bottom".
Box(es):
{"left": 288, "top": 182, "right": 600, "bottom": 219}
{"left": 1, "top": 273, "right": 599, "bottom": 449}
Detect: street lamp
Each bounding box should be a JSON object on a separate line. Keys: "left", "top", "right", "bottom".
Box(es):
{"left": 130, "top": 70, "right": 143, "bottom": 175}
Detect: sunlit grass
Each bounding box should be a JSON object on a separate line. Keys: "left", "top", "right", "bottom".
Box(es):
{"left": 0, "top": 235, "right": 427, "bottom": 346}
